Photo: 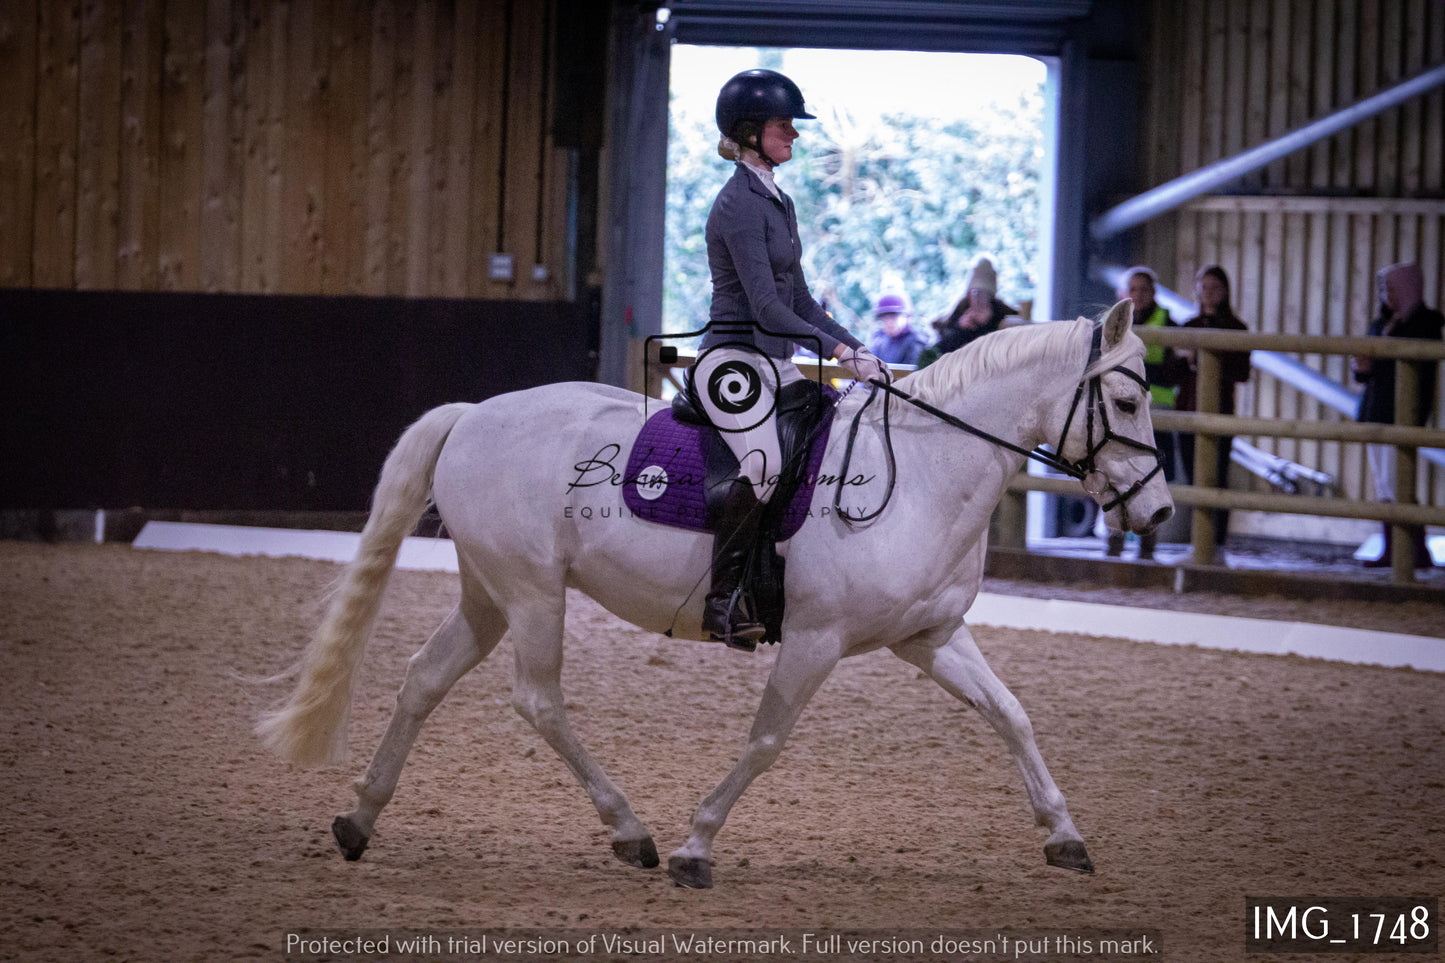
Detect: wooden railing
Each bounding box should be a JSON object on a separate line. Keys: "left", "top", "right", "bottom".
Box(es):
{"left": 636, "top": 331, "right": 1445, "bottom": 585}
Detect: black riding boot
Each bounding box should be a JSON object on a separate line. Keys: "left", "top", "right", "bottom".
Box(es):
{"left": 702, "top": 479, "right": 767, "bottom": 651}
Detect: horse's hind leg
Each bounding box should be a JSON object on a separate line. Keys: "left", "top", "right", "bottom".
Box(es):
{"left": 893, "top": 624, "right": 1093, "bottom": 874}
{"left": 668, "top": 636, "right": 839, "bottom": 889}
{"left": 333, "top": 590, "right": 505, "bottom": 860}
{"left": 507, "top": 597, "right": 658, "bottom": 869}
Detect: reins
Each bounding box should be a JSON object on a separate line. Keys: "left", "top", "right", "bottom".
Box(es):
{"left": 833, "top": 323, "right": 1163, "bottom": 526}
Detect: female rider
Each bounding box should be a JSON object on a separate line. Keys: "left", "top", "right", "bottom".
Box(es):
{"left": 694, "top": 68, "right": 888, "bottom": 647}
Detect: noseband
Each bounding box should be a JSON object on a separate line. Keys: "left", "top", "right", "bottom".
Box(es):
{"left": 836, "top": 323, "right": 1162, "bottom": 524}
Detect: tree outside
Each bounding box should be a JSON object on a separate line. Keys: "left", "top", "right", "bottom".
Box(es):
{"left": 664, "top": 50, "right": 1046, "bottom": 348}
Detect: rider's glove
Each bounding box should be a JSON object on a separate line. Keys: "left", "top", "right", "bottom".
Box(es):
{"left": 837, "top": 346, "right": 891, "bottom": 385}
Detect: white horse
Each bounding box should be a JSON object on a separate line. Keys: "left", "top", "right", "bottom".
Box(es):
{"left": 258, "top": 299, "right": 1171, "bottom": 888}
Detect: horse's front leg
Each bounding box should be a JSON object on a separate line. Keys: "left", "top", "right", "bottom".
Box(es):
{"left": 893, "top": 624, "right": 1093, "bottom": 874}
{"left": 668, "top": 636, "right": 840, "bottom": 889}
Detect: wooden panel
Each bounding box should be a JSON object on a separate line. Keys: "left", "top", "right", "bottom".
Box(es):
{"left": 200, "top": 0, "right": 245, "bottom": 291}
{"left": 533, "top": 2, "right": 567, "bottom": 300}
{"left": 1375, "top": 0, "right": 1401, "bottom": 196}
{"left": 1353, "top": 0, "right": 1380, "bottom": 191}
{"left": 1326, "top": 209, "right": 1353, "bottom": 492}
{"left": 383, "top": 0, "right": 416, "bottom": 295}
{"left": 278, "top": 0, "right": 326, "bottom": 293}
{"left": 361, "top": 0, "right": 395, "bottom": 295}
{"left": 0, "top": 0, "right": 38, "bottom": 286}
{"left": 76, "top": 0, "right": 122, "bottom": 289}
{"left": 33, "top": 0, "right": 80, "bottom": 289}
{"left": 1426, "top": 0, "right": 1445, "bottom": 196}
{"left": 159, "top": 0, "right": 205, "bottom": 288}
{"left": 1292, "top": 211, "right": 1320, "bottom": 470}
{"left": 118, "top": 0, "right": 162, "bottom": 289}
{"left": 540, "top": 125, "right": 572, "bottom": 299}
{"left": 260, "top": 0, "right": 287, "bottom": 292}
{"left": 471, "top": 0, "right": 509, "bottom": 298}
{"left": 501, "top": 0, "right": 547, "bottom": 301}
{"left": 0, "top": 0, "right": 580, "bottom": 312}
{"left": 239, "top": 0, "right": 272, "bottom": 292}
{"left": 1399, "top": 0, "right": 1425, "bottom": 192}
{"left": 1329, "top": 0, "right": 1354, "bottom": 189}
{"left": 1308, "top": 0, "right": 1334, "bottom": 186}
{"left": 1188, "top": 195, "right": 1445, "bottom": 215}
{"left": 402, "top": 0, "right": 435, "bottom": 297}
{"left": 1201, "top": 0, "right": 1227, "bottom": 166}
{"left": 1175, "top": 209, "right": 1198, "bottom": 307}
{"left": 1230, "top": 0, "right": 1256, "bottom": 177}
{"left": 1265, "top": 0, "right": 1291, "bottom": 187}
{"left": 320, "top": 0, "right": 372, "bottom": 295}
{"left": 1177, "top": 0, "right": 1204, "bottom": 175}
{"left": 429, "top": 0, "right": 467, "bottom": 297}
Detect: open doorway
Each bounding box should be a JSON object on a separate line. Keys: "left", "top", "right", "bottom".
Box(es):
{"left": 663, "top": 45, "right": 1050, "bottom": 347}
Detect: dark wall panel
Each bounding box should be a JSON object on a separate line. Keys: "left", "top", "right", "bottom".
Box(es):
{"left": 1, "top": 290, "right": 593, "bottom": 510}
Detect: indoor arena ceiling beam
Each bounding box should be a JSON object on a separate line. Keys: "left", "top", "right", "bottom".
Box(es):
{"left": 1091, "top": 59, "right": 1445, "bottom": 241}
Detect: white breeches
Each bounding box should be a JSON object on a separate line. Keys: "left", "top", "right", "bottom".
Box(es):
{"left": 1366, "top": 443, "right": 1397, "bottom": 503}
{"left": 692, "top": 347, "right": 804, "bottom": 504}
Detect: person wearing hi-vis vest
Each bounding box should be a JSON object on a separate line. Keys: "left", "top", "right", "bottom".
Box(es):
{"left": 1106, "top": 266, "right": 1185, "bottom": 560}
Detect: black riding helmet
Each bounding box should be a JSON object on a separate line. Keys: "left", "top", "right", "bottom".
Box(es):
{"left": 715, "top": 69, "right": 815, "bottom": 164}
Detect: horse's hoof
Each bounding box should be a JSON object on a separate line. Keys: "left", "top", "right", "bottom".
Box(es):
{"left": 1044, "top": 840, "right": 1094, "bottom": 874}
{"left": 668, "top": 855, "right": 714, "bottom": 889}
{"left": 332, "top": 815, "right": 370, "bottom": 861}
{"left": 612, "top": 837, "right": 660, "bottom": 869}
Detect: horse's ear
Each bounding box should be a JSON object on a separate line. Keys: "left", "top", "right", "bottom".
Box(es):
{"left": 1102, "top": 299, "right": 1133, "bottom": 349}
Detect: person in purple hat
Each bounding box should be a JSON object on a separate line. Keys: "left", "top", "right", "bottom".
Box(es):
{"left": 867, "top": 289, "right": 926, "bottom": 366}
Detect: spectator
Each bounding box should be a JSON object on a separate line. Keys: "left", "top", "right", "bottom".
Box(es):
{"left": 867, "top": 290, "right": 926, "bottom": 367}
{"left": 1177, "top": 265, "right": 1252, "bottom": 547}
{"left": 1350, "top": 262, "right": 1443, "bottom": 568}
{"left": 916, "top": 256, "right": 1017, "bottom": 368}
{"left": 1106, "top": 265, "right": 1185, "bottom": 560}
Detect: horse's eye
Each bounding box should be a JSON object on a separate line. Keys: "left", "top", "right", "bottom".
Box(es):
{"left": 1115, "top": 399, "right": 1138, "bottom": 416}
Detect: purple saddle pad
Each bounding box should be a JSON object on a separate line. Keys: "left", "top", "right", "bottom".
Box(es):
{"left": 622, "top": 392, "right": 837, "bottom": 540}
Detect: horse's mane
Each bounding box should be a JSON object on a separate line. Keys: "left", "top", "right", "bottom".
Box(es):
{"left": 901, "top": 316, "right": 1141, "bottom": 406}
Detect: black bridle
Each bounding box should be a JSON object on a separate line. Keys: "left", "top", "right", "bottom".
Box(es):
{"left": 1048, "top": 324, "right": 1164, "bottom": 513}
{"left": 835, "top": 324, "right": 1162, "bottom": 524}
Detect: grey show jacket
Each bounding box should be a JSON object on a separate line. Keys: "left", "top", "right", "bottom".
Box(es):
{"left": 701, "top": 164, "right": 862, "bottom": 360}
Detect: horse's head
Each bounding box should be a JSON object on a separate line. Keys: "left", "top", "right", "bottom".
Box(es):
{"left": 1052, "top": 300, "right": 1175, "bottom": 537}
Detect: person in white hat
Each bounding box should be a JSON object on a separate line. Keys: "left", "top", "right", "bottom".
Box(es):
{"left": 866, "top": 290, "right": 926, "bottom": 366}
{"left": 917, "top": 255, "right": 1018, "bottom": 367}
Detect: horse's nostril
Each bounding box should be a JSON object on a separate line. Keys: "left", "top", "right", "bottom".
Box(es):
{"left": 1149, "top": 506, "right": 1173, "bottom": 528}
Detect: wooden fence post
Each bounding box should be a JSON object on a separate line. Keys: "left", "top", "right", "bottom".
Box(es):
{"left": 1391, "top": 360, "right": 1421, "bottom": 584}
{"left": 1190, "top": 347, "right": 1222, "bottom": 566}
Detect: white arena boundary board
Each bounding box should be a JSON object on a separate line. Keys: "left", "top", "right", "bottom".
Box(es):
{"left": 133, "top": 522, "right": 1444, "bottom": 674}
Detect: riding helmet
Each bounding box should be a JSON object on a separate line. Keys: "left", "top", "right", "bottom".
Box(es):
{"left": 715, "top": 69, "right": 815, "bottom": 139}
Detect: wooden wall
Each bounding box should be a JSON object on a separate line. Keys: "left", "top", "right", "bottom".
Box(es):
{"left": 0, "top": 0, "right": 574, "bottom": 300}
{"left": 1139, "top": 0, "right": 1445, "bottom": 507}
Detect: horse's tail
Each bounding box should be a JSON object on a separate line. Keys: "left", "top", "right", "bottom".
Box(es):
{"left": 256, "top": 402, "right": 474, "bottom": 767}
